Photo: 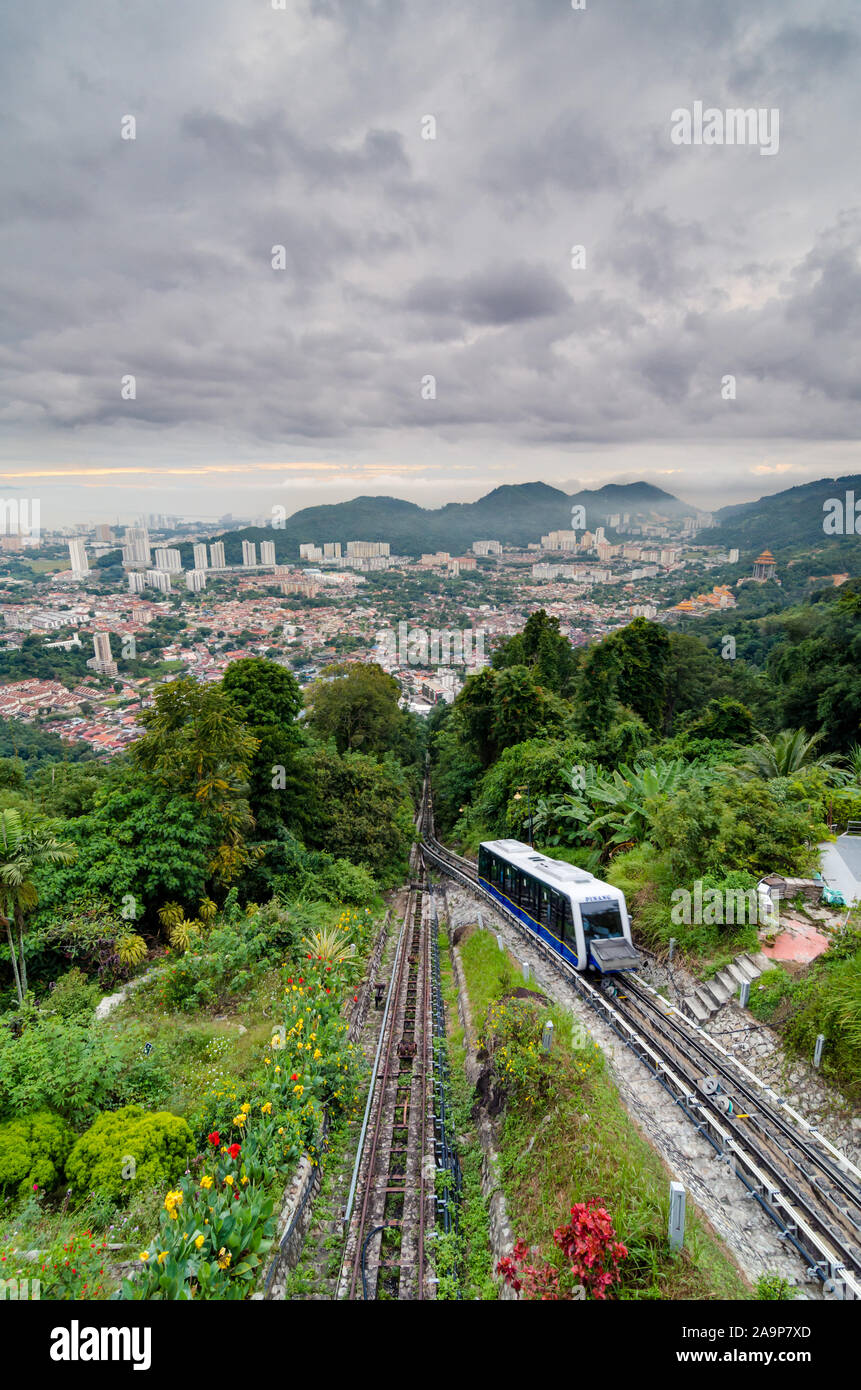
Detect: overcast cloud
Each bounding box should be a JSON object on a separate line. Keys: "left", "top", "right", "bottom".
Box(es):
{"left": 0, "top": 0, "right": 859, "bottom": 524}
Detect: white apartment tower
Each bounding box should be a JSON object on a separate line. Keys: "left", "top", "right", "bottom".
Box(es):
{"left": 209, "top": 541, "right": 226, "bottom": 568}
{"left": 186, "top": 570, "right": 206, "bottom": 593}
{"left": 242, "top": 541, "right": 257, "bottom": 567}
{"left": 68, "top": 538, "right": 89, "bottom": 577}
{"left": 154, "top": 547, "right": 182, "bottom": 572}
{"left": 193, "top": 543, "right": 208, "bottom": 570}
{"left": 260, "top": 540, "right": 276, "bottom": 565}
{"left": 122, "top": 526, "right": 151, "bottom": 567}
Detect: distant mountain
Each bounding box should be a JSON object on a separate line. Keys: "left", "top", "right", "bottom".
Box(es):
{"left": 703, "top": 474, "right": 861, "bottom": 555}
{"left": 187, "top": 480, "right": 696, "bottom": 563}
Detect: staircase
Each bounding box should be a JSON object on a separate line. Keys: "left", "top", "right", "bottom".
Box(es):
{"left": 681, "top": 952, "right": 772, "bottom": 1025}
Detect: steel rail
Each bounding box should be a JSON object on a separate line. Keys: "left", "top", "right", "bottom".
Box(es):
{"left": 346, "top": 886, "right": 417, "bottom": 1299}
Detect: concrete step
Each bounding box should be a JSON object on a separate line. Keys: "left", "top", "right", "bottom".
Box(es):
{"left": 695, "top": 986, "right": 719, "bottom": 1016}
{"left": 724, "top": 962, "right": 751, "bottom": 988}
{"left": 743, "top": 950, "right": 774, "bottom": 974}
{"left": 682, "top": 992, "right": 711, "bottom": 1024}
{"left": 733, "top": 954, "right": 762, "bottom": 982}
{"left": 702, "top": 976, "right": 732, "bottom": 1007}
{"left": 715, "top": 967, "right": 741, "bottom": 995}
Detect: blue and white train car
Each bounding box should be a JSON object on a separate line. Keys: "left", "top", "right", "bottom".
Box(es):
{"left": 477, "top": 839, "right": 641, "bottom": 974}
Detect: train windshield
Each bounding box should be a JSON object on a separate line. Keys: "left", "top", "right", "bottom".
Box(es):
{"left": 580, "top": 900, "right": 624, "bottom": 940}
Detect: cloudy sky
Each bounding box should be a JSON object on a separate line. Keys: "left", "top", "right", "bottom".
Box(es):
{"left": 1, "top": 0, "right": 859, "bottom": 527}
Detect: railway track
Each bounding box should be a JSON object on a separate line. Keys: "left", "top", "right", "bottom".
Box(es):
{"left": 337, "top": 880, "right": 433, "bottom": 1300}
{"left": 419, "top": 781, "right": 861, "bottom": 1300}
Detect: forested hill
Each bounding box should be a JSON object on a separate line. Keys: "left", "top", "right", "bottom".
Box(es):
{"left": 183, "top": 480, "right": 693, "bottom": 563}
{"left": 698, "top": 474, "right": 861, "bottom": 556}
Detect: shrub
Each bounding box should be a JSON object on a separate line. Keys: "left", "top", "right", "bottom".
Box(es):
{"left": 45, "top": 967, "right": 100, "bottom": 1020}
{"left": 66, "top": 1105, "right": 195, "bottom": 1203}
{"left": 0, "top": 1110, "right": 76, "bottom": 1197}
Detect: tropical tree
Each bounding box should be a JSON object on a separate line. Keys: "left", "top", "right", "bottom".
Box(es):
{"left": 740, "top": 729, "right": 841, "bottom": 780}
{"left": 0, "top": 808, "right": 77, "bottom": 1004}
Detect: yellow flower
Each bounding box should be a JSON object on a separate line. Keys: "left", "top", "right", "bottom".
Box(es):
{"left": 216, "top": 1248, "right": 232, "bottom": 1270}
{"left": 224, "top": 1174, "right": 234, "bottom": 1186}
{"left": 200, "top": 1175, "right": 214, "bottom": 1189}
{"left": 293, "top": 1084, "right": 304, "bottom": 1097}
{"left": 241, "top": 1175, "right": 249, "bottom": 1186}
{"left": 233, "top": 1114, "right": 246, "bottom": 1127}
{"left": 157, "top": 1250, "right": 169, "bottom": 1265}
{"left": 313, "top": 1048, "right": 322, "bottom": 1060}
{"left": 271, "top": 1035, "right": 282, "bottom": 1050}
{"left": 278, "top": 1127, "right": 284, "bottom": 1135}
{"left": 261, "top": 1102, "right": 272, "bottom": 1114}
{"left": 264, "top": 1057, "right": 271, "bottom": 1066}
{"left": 195, "top": 1235, "right": 205, "bottom": 1250}
{"left": 275, "top": 1066, "right": 281, "bottom": 1075}
{"left": 139, "top": 1250, "right": 150, "bottom": 1262}
{"left": 240, "top": 1102, "right": 251, "bottom": 1114}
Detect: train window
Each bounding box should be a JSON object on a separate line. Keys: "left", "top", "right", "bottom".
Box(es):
{"left": 539, "top": 885, "right": 551, "bottom": 928}
{"left": 581, "top": 901, "right": 624, "bottom": 940}
{"left": 521, "top": 873, "right": 538, "bottom": 918}
{"left": 561, "top": 897, "right": 576, "bottom": 947}
{"left": 503, "top": 863, "right": 515, "bottom": 899}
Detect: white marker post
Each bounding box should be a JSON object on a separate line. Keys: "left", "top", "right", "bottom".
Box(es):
{"left": 668, "top": 1182, "right": 686, "bottom": 1252}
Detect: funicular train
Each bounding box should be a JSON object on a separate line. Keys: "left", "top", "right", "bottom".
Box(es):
{"left": 477, "top": 839, "right": 641, "bottom": 975}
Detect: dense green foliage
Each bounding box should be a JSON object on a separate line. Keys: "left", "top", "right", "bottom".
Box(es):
{"left": 66, "top": 1105, "right": 195, "bottom": 1202}
{"left": 0, "top": 1110, "right": 75, "bottom": 1197}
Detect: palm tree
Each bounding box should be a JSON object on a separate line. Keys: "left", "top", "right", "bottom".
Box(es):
{"left": 741, "top": 729, "right": 840, "bottom": 780}
{"left": 0, "top": 809, "right": 77, "bottom": 1004}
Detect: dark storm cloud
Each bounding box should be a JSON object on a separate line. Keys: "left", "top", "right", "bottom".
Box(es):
{"left": 0, "top": 0, "right": 859, "bottom": 504}
{"left": 406, "top": 264, "right": 570, "bottom": 324}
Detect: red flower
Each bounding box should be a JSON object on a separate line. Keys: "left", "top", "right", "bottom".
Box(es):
{"left": 234, "top": 1190, "right": 240, "bottom": 1200}
{"left": 291, "top": 1073, "right": 298, "bottom": 1081}
{"left": 287, "top": 977, "right": 292, "bottom": 984}
{"left": 298, "top": 978, "right": 303, "bottom": 983}
{"left": 208, "top": 1131, "right": 220, "bottom": 1146}
{"left": 354, "top": 995, "right": 358, "bottom": 1002}
{"left": 33, "top": 1182, "right": 38, "bottom": 1191}
{"left": 326, "top": 988, "right": 331, "bottom": 994}
{"left": 227, "top": 1143, "right": 241, "bottom": 1159}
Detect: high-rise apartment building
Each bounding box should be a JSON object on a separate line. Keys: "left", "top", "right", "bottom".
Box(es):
{"left": 193, "top": 543, "right": 208, "bottom": 570}
{"left": 127, "top": 571, "right": 146, "bottom": 594}
{"left": 242, "top": 541, "right": 257, "bottom": 567}
{"left": 122, "top": 526, "right": 151, "bottom": 568}
{"left": 186, "top": 570, "right": 206, "bottom": 592}
{"left": 345, "top": 540, "right": 390, "bottom": 558}
{"left": 154, "top": 547, "right": 182, "bottom": 572}
{"left": 209, "top": 541, "right": 226, "bottom": 568}
{"left": 146, "top": 569, "right": 171, "bottom": 592}
{"left": 87, "top": 631, "right": 118, "bottom": 677}
{"left": 68, "top": 538, "right": 89, "bottom": 577}
{"left": 323, "top": 542, "right": 342, "bottom": 559}
{"left": 260, "top": 540, "right": 276, "bottom": 565}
